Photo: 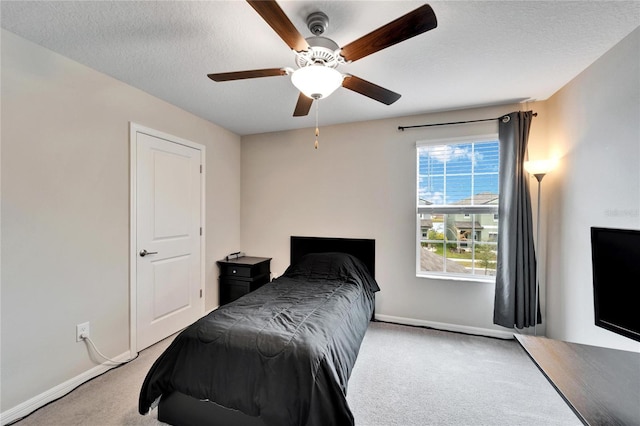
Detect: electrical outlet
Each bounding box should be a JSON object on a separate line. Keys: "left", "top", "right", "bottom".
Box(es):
{"left": 76, "top": 322, "right": 90, "bottom": 342}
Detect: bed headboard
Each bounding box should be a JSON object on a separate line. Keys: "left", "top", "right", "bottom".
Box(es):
{"left": 290, "top": 236, "right": 375, "bottom": 278}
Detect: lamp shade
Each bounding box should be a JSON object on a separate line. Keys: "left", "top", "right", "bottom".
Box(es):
{"left": 524, "top": 158, "right": 558, "bottom": 176}
{"left": 291, "top": 65, "right": 343, "bottom": 99}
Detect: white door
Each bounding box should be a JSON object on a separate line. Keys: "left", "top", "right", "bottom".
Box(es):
{"left": 135, "top": 130, "right": 203, "bottom": 351}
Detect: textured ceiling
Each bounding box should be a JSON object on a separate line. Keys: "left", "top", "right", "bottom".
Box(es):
{"left": 1, "top": 1, "right": 639, "bottom": 136}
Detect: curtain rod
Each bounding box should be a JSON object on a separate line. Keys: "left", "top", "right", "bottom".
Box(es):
{"left": 397, "top": 112, "right": 537, "bottom": 131}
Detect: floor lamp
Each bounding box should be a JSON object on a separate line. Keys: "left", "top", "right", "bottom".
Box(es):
{"left": 524, "top": 159, "right": 557, "bottom": 336}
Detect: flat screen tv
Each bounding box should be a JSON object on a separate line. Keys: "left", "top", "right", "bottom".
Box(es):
{"left": 591, "top": 227, "right": 640, "bottom": 342}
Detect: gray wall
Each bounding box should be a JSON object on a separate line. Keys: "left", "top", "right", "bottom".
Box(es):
{"left": 543, "top": 27, "right": 640, "bottom": 352}
{"left": 1, "top": 30, "right": 242, "bottom": 412}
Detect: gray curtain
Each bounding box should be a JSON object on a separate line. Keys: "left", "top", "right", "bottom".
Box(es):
{"left": 493, "top": 111, "right": 539, "bottom": 329}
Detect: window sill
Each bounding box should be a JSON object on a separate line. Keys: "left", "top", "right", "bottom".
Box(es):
{"left": 416, "top": 272, "right": 495, "bottom": 284}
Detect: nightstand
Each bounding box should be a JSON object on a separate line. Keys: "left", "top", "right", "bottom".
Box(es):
{"left": 217, "top": 256, "right": 271, "bottom": 305}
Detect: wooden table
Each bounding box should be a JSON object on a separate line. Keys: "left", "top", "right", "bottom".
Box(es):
{"left": 515, "top": 334, "right": 640, "bottom": 425}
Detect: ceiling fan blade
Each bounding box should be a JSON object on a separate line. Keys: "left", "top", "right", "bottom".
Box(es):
{"left": 247, "top": 0, "right": 310, "bottom": 52}
{"left": 207, "top": 68, "right": 287, "bottom": 82}
{"left": 293, "top": 93, "right": 313, "bottom": 117}
{"left": 342, "top": 75, "right": 401, "bottom": 105}
{"left": 340, "top": 4, "right": 437, "bottom": 62}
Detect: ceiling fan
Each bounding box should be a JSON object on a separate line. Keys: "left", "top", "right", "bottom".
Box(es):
{"left": 207, "top": 0, "right": 438, "bottom": 117}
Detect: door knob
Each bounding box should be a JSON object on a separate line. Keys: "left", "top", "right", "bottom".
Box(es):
{"left": 140, "top": 249, "right": 158, "bottom": 257}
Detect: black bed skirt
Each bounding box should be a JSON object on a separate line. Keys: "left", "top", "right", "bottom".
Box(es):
{"left": 158, "top": 391, "right": 267, "bottom": 426}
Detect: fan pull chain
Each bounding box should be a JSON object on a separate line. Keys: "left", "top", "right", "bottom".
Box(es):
{"left": 314, "top": 100, "right": 319, "bottom": 149}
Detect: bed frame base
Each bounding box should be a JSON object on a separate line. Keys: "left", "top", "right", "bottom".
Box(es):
{"left": 158, "top": 391, "right": 266, "bottom": 426}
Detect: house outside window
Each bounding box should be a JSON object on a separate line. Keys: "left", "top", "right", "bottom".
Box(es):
{"left": 417, "top": 135, "right": 499, "bottom": 280}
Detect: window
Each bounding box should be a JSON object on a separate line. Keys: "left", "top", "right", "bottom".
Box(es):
{"left": 417, "top": 135, "right": 499, "bottom": 280}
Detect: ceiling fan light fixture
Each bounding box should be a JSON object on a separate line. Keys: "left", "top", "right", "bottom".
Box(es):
{"left": 291, "top": 65, "right": 343, "bottom": 100}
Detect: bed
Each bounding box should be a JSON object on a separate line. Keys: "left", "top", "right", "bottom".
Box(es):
{"left": 139, "top": 236, "right": 378, "bottom": 426}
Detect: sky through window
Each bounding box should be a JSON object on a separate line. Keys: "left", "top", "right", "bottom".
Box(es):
{"left": 418, "top": 140, "right": 499, "bottom": 205}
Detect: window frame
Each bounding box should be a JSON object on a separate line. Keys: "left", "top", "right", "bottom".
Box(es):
{"left": 415, "top": 134, "right": 499, "bottom": 283}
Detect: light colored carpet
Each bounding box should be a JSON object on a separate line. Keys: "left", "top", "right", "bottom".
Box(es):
{"left": 13, "top": 321, "right": 580, "bottom": 425}
{"left": 346, "top": 322, "right": 580, "bottom": 426}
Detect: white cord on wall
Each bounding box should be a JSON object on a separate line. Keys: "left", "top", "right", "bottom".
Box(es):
{"left": 81, "top": 334, "right": 128, "bottom": 365}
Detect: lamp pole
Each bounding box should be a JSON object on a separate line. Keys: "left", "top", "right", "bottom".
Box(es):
{"left": 533, "top": 173, "right": 545, "bottom": 336}
{"left": 525, "top": 158, "right": 556, "bottom": 336}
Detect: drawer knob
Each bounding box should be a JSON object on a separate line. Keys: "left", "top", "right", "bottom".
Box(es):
{"left": 232, "top": 269, "right": 237, "bottom": 274}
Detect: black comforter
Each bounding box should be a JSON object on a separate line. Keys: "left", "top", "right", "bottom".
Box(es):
{"left": 139, "top": 252, "right": 379, "bottom": 426}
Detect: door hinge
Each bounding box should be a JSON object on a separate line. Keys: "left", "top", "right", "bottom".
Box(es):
{"left": 200, "top": 289, "right": 203, "bottom": 298}
{"left": 200, "top": 165, "right": 202, "bottom": 173}
{"left": 200, "top": 227, "right": 202, "bottom": 236}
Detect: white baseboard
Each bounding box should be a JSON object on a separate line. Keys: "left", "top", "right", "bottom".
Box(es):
{"left": 374, "top": 314, "right": 514, "bottom": 340}
{"left": 1, "top": 350, "right": 132, "bottom": 426}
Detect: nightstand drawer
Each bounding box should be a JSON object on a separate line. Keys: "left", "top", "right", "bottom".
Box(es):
{"left": 219, "top": 264, "right": 251, "bottom": 278}
{"left": 218, "top": 259, "right": 270, "bottom": 278}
